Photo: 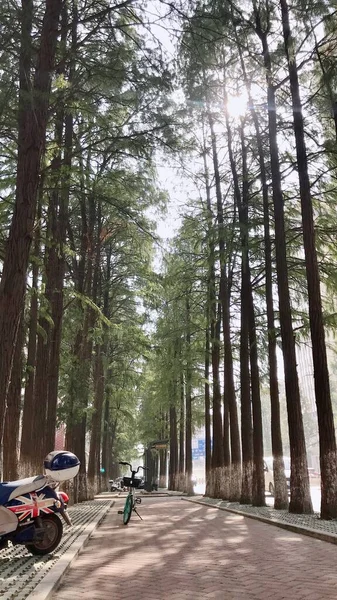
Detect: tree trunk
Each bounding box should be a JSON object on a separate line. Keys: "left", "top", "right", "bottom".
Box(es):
{"left": 211, "top": 300, "right": 223, "bottom": 499}
{"left": 0, "top": 0, "right": 62, "bottom": 454}
{"left": 280, "top": 0, "right": 337, "bottom": 519}
{"left": 185, "top": 296, "right": 194, "bottom": 496}
{"left": 101, "top": 396, "right": 111, "bottom": 481}
{"left": 168, "top": 405, "right": 178, "bottom": 490}
{"left": 88, "top": 344, "right": 105, "bottom": 496}
{"left": 240, "top": 123, "right": 265, "bottom": 507}
{"left": 221, "top": 87, "right": 253, "bottom": 504}
{"left": 256, "top": 14, "right": 312, "bottom": 513}
{"left": 65, "top": 188, "right": 98, "bottom": 502}
{"left": 202, "top": 126, "right": 216, "bottom": 498}
{"left": 240, "top": 247, "right": 253, "bottom": 505}
{"left": 236, "top": 26, "right": 288, "bottom": 509}
{"left": 208, "top": 110, "right": 232, "bottom": 498}
{"left": 32, "top": 283, "right": 52, "bottom": 470}
{"left": 248, "top": 287, "right": 265, "bottom": 506}
{"left": 32, "top": 189, "right": 60, "bottom": 469}
{"left": 20, "top": 199, "right": 41, "bottom": 475}
{"left": 45, "top": 112, "right": 73, "bottom": 454}
{"left": 178, "top": 372, "right": 185, "bottom": 490}
{"left": 221, "top": 278, "right": 238, "bottom": 501}
{"left": 159, "top": 448, "right": 167, "bottom": 488}
{"left": 3, "top": 313, "right": 25, "bottom": 481}
{"left": 45, "top": 2, "right": 75, "bottom": 454}
{"left": 204, "top": 323, "right": 212, "bottom": 497}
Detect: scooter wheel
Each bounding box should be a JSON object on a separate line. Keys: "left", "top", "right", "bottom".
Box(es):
{"left": 26, "top": 513, "right": 63, "bottom": 556}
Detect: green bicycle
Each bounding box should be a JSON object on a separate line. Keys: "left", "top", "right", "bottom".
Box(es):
{"left": 118, "top": 461, "right": 148, "bottom": 525}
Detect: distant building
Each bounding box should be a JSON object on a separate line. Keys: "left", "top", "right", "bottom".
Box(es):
{"left": 54, "top": 424, "right": 66, "bottom": 451}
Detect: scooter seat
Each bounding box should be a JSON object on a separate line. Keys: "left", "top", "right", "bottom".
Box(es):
{"left": 0, "top": 475, "right": 47, "bottom": 505}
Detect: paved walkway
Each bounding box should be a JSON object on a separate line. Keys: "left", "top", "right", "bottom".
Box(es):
{"left": 187, "top": 496, "right": 337, "bottom": 543}
{"left": 0, "top": 499, "right": 112, "bottom": 600}
{"left": 53, "top": 497, "right": 337, "bottom": 600}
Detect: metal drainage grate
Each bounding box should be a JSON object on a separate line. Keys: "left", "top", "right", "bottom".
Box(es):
{"left": 0, "top": 499, "right": 112, "bottom": 600}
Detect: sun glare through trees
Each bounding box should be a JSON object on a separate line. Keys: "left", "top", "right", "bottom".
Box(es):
{"left": 0, "top": 0, "right": 337, "bottom": 520}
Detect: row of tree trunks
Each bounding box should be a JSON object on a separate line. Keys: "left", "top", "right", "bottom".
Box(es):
{"left": 256, "top": 15, "right": 313, "bottom": 514}
{"left": 240, "top": 123, "right": 265, "bottom": 507}
{"left": 0, "top": 0, "right": 63, "bottom": 468}
{"left": 235, "top": 29, "right": 289, "bottom": 510}
{"left": 208, "top": 108, "right": 231, "bottom": 500}
{"left": 203, "top": 127, "right": 216, "bottom": 499}
{"left": 65, "top": 187, "right": 97, "bottom": 502}
{"left": 280, "top": 0, "right": 337, "bottom": 520}
{"left": 16, "top": 2, "right": 74, "bottom": 477}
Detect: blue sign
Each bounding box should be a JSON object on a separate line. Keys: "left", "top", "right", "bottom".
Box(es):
{"left": 192, "top": 449, "right": 204, "bottom": 459}
{"left": 192, "top": 438, "right": 213, "bottom": 460}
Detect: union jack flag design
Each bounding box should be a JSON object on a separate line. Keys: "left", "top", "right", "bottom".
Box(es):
{"left": 7, "top": 493, "right": 55, "bottom": 521}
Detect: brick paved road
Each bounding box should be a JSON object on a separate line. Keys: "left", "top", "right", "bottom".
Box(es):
{"left": 54, "top": 497, "right": 337, "bottom": 600}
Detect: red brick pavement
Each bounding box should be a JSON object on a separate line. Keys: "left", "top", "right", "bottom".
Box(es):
{"left": 53, "top": 497, "right": 337, "bottom": 600}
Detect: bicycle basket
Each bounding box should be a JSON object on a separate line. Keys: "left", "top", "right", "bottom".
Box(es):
{"left": 123, "top": 477, "right": 141, "bottom": 488}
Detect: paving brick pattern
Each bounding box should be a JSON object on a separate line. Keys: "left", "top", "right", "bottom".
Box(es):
{"left": 0, "top": 499, "right": 111, "bottom": 600}
{"left": 191, "top": 495, "right": 337, "bottom": 535}
{"left": 54, "top": 497, "right": 337, "bottom": 600}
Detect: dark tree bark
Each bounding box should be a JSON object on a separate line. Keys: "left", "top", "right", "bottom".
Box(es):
{"left": 3, "top": 313, "right": 25, "bottom": 481}
{"left": 202, "top": 126, "right": 217, "bottom": 498}
{"left": 221, "top": 275, "right": 241, "bottom": 500}
{"left": 168, "top": 405, "right": 178, "bottom": 490}
{"left": 88, "top": 236, "right": 109, "bottom": 495}
{"left": 248, "top": 288, "right": 265, "bottom": 506}
{"left": 185, "top": 296, "right": 194, "bottom": 496}
{"left": 45, "top": 1, "right": 75, "bottom": 455}
{"left": 280, "top": 0, "right": 337, "bottom": 520}
{"left": 240, "top": 240, "right": 253, "bottom": 505}
{"left": 88, "top": 344, "right": 105, "bottom": 496}
{"left": 65, "top": 193, "right": 97, "bottom": 502}
{"left": 221, "top": 89, "right": 253, "bottom": 505}
{"left": 20, "top": 198, "right": 41, "bottom": 475}
{"left": 178, "top": 372, "right": 185, "bottom": 490}
{"left": 159, "top": 448, "right": 167, "bottom": 488}
{"left": 45, "top": 111, "right": 73, "bottom": 454}
{"left": 101, "top": 396, "right": 111, "bottom": 481}
{"left": 236, "top": 27, "right": 288, "bottom": 509}
{"left": 0, "top": 0, "right": 63, "bottom": 455}
{"left": 208, "top": 108, "right": 240, "bottom": 499}
{"left": 204, "top": 322, "right": 212, "bottom": 496}
{"left": 255, "top": 7, "right": 313, "bottom": 513}
{"left": 204, "top": 121, "right": 224, "bottom": 499}
{"left": 31, "top": 236, "right": 53, "bottom": 470}
{"left": 211, "top": 300, "right": 223, "bottom": 499}
{"left": 240, "top": 124, "right": 265, "bottom": 507}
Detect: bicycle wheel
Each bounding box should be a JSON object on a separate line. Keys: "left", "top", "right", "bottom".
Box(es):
{"left": 123, "top": 493, "right": 133, "bottom": 525}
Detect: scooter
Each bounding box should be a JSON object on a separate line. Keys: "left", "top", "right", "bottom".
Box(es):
{"left": 0, "top": 450, "right": 80, "bottom": 555}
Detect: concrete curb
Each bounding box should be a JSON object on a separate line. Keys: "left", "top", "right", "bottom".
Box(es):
{"left": 25, "top": 500, "right": 114, "bottom": 600}
{"left": 95, "top": 492, "right": 187, "bottom": 499}
{"left": 182, "top": 497, "right": 337, "bottom": 546}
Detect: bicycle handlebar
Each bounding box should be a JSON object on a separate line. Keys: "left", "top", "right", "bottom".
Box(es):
{"left": 119, "top": 461, "right": 149, "bottom": 474}
{"left": 135, "top": 465, "right": 149, "bottom": 474}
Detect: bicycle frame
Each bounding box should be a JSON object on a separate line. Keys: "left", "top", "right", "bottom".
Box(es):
{"left": 118, "top": 461, "right": 147, "bottom": 525}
